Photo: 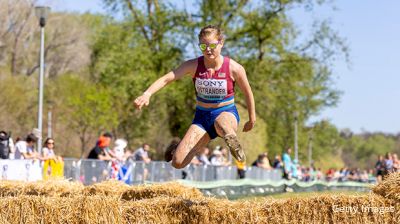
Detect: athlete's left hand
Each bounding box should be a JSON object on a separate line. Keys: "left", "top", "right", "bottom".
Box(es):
{"left": 242, "top": 120, "right": 255, "bottom": 132}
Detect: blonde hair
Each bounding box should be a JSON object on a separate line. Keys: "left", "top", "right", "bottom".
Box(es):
{"left": 198, "top": 25, "right": 224, "bottom": 41}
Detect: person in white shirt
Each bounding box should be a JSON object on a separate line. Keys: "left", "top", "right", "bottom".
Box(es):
{"left": 197, "top": 147, "right": 211, "bottom": 165}
{"left": 210, "top": 150, "right": 225, "bottom": 166}
{"left": 132, "top": 143, "right": 151, "bottom": 163}
{"left": 14, "top": 134, "right": 38, "bottom": 159}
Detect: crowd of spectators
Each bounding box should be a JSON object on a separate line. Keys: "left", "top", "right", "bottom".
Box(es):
{"left": 189, "top": 146, "right": 232, "bottom": 167}
{"left": 375, "top": 153, "right": 400, "bottom": 182}
{"left": 0, "top": 130, "right": 62, "bottom": 162}
{"left": 2, "top": 130, "right": 399, "bottom": 183}
{"left": 249, "top": 147, "right": 400, "bottom": 183}
{"left": 86, "top": 132, "right": 151, "bottom": 164}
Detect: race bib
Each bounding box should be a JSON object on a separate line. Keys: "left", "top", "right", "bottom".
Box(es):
{"left": 195, "top": 78, "right": 227, "bottom": 100}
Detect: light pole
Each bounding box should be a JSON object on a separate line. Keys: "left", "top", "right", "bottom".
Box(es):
{"left": 294, "top": 111, "right": 299, "bottom": 162}
{"left": 308, "top": 132, "right": 313, "bottom": 167}
{"left": 35, "top": 6, "right": 50, "bottom": 154}
{"left": 47, "top": 100, "right": 54, "bottom": 138}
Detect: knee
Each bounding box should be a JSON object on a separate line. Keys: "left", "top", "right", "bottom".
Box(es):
{"left": 215, "top": 120, "right": 234, "bottom": 137}
{"left": 171, "top": 157, "right": 185, "bottom": 169}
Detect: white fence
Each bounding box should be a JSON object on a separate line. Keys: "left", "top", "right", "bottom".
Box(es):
{"left": 0, "top": 158, "right": 283, "bottom": 184}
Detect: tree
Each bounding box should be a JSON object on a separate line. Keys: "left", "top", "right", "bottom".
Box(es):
{"left": 91, "top": 0, "right": 349, "bottom": 161}
{"left": 54, "top": 75, "right": 118, "bottom": 157}
{"left": 0, "top": 75, "right": 37, "bottom": 136}
{"left": 190, "top": 0, "right": 348, "bottom": 159}
{"left": 0, "top": 0, "right": 91, "bottom": 77}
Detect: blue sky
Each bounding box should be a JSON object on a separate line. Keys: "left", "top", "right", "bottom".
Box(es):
{"left": 41, "top": 0, "right": 400, "bottom": 134}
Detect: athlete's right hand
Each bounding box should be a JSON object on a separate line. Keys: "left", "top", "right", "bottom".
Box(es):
{"left": 134, "top": 93, "right": 151, "bottom": 110}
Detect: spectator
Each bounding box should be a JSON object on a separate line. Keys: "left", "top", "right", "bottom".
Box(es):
{"left": 197, "top": 147, "right": 211, "bottom": 165}
{"left": 291, "top": 159, "right": 299, "bottom": 179}
{"left": 383, "top": 152, "right": 393, "bottom": 180}
{"left": 131, "top": 143, "right": 152, "bottom": 181}
{"left": 210, "top": 150, "right": 225, "bottom": 166}
{"left": 208, "top": 146, "right": 221, "bottom": 163}
{"left": 190, "top": 156, "right": 202, "bottom": 165}
{"left": 41, "top": 138, "right": 62, "bottom": 162}
{"left": 345, "top": 167, "right": 351, "bottom": 180}
{"left": 235, "top": 159, "right": 246, "bottom": 179}
{"left": 132, "top": 143, "right": 151, "bottom": 163}
{"left": 359, "top": 170, "right": 369, "bottom": 183}
{"left": 0, "top": 131, "right": 14, "bottom": 159}
{"left": 273, "top": 155, "right": 283, "bottom": 169}
{"left": 256, "top": 153, "right": 272, "bottom": 170}
{"left": 87, "top": 133, "right": 113, "bottom": 161}
{"left": 14, "top": 133, "right": 38, "bottom": 159}
{"left": 164, "top": 137, "right": 181, "bottom": 162}
{"left": 375, "top": 155, "right": 385, "bottom": 183}
{"left": 333, "top": 169, "right": 341, "bottom": 181}
{"left": 325, "top": 168, "right": 335, "bottom": 181}
{"left": 316, "top": 168, "right": 323, "bottom": 180}
{"left": 347, "top": 169, "right": 358, "bottom": 181}
{"left": 392, "top": 153, "right": 400, "bottom": 172}
{"left": 303, "top": 167, "right": 311, "bottom": 182}
{"left": 111, "top": 139, "right": 128, "bottom": 162}
{"left": 220, "top": 147, "right": 231, "bottom": 165}
{"left": 282, "top": 148, "right": 293, "bottom": 179}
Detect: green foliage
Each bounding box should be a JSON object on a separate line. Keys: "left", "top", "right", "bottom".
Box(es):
{"left": 341, "top": 133, "right": 396, "bottom": 169}
{"left": 52, "top": 75, "right": 118, "bottom": 155}
{"left": 311, "top": 120, "right": 342, "bottom": 159}
{"left": 0, "top": 75, "right": 37, "bottom": 135}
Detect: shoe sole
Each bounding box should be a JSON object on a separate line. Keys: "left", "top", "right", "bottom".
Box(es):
{"left": 224, "top": 134, "right": 246, "bottom": 162}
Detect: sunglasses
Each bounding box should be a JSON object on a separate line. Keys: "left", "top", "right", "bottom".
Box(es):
{"left": 47, "top": 142, "right": 54, "bottom": 145}
{"left": 198, "top": 41, "right": 221, "bottom": 51}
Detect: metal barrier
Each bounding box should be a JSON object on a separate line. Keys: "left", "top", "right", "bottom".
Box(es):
{"left": 181, "top": 164, "right": 238, "bottom": 181}
{"left": 245, "top": 166, "right": 282, "bottom": 181}
{"left": 63, "top": 158, "right": 283, "bottom": 185}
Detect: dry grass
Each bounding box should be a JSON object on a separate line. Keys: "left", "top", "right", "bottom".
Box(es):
{"left": 0, "top": 179, "right": 83, "bottom": 197}
{"left": 120, "top": 182, "right": 204, "bottom": 201}
{"left": 373, "top": 172, "right": 400, "bottom": 202}
{"left": 0, "top": 173, "right": 399, "bottom": 223}
{"left": 82, "top": 179, "right": 131, "bottom": 197}
{"left": 0, "top": 196, "right": 123, "bottom": 224}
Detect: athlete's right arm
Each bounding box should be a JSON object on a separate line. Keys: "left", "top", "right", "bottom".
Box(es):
{"left": 134, "top": 59, "right": 197, "bottom": 110}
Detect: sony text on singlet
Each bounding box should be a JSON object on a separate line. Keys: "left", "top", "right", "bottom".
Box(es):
{"left": 195, "top": 78, "right": 228, "bottom": 100}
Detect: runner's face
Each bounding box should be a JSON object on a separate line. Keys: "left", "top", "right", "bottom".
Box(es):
{"left": 199, "top": 35, "right": 223, "bottom": 60}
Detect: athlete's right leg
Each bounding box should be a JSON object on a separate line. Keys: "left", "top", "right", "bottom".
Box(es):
{"left": 171, "top": 124, "right": 210, "bottom": 169}
{"left": 214, "top": 110, "right": 246, "bottom": 162}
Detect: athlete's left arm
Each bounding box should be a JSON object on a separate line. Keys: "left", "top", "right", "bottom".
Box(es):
{"left": 232, "top": 61, "right": 256, "bottom": 132}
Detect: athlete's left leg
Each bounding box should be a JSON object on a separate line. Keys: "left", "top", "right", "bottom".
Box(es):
{"left": 214, "top": 112, "right": 246, "bottom": 162}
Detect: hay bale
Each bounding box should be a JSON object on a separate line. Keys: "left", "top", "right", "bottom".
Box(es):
{"left": 372, "top": 172, "right": 400, "bottom": 202}
{"left": 0, "top": 180, "right": 83, "bottom": 197}
{"left": 82, "top": 180, "right": 130, "bottom": 197}
{"left": 122, "top": 196, "right": 269, "bottom": 224}
{"left": 0, "top": 180, "right": 398, "bottom": 223}
{"left": 120, "top": 182, "right": 204, "bottom": 201}
{"left": 0, "top": 181, "right": 25, "bottom": 197}
{"left": 259, "top": 193, "right": 399, "bottom": 224}
{"left": 0, "top": 195, "right": 124, "bottom": 224}
{"left": 122, "top": 193, "right": 400, "bottom": 224}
